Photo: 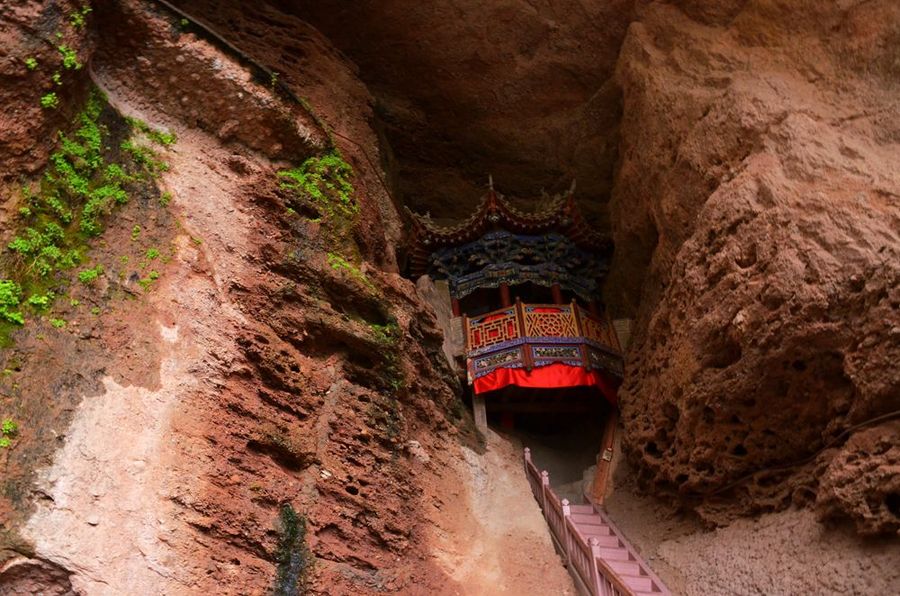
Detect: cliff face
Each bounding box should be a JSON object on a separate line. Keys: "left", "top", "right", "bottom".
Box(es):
{"left": 610, "top": 0, "right": 900, "bottom": 531}
{"left": 1, "top": 0, "right": 898, "bottom": 594}
{"left": 0, "top": 1, "right": 471, "bottom": 593}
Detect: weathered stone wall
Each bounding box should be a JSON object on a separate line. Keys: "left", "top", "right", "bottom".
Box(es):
{"left": 610, "top": 0, "right": 900, "bottom": 530}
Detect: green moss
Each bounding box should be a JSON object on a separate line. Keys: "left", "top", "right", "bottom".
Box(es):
{"left": 125, "top": 117, "right": 177, "bottom": 147}
{"left": 278, "top": 151, "right": 355, "bottom": 217}
{"left": 1, "top": 87, "right": 169, "bottom": 343}
{"left": 49, "top": 318, "right": 66, "bottom": 329}
{"left": 327, "top": 252, "right": 375, "bottom": 293}
{"left": 274, "top": 504, "right": 313, "bottom": 596}
{"left": 145, "top": 247, "right": 160, "bottom": 260}
{"left": 24, "top": 57, "right": 38, "bottom": 71}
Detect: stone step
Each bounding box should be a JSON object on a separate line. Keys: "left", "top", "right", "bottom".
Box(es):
{"left": 568, "top": 503, "right": 595, "bottom": 514}
{"left": 570, "top": 512, "right": 606, "bottom": 526}
{"left": 606, "top": 560, "right": 642, "bottom": 576}
{"left": 577, "top": 524, "right": 614, "bottom": 536}
{"left": 620, "top": 574, "right": 655, "bottom": 592}
{"left": 594, "top": 547, "right": 632, "bottom": 561}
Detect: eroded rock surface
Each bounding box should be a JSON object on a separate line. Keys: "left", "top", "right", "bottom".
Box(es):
{"left": 817, "top": 421, "right": 900, "bottom": 536}
{"left": 272, "top": 0, "right": 636, "bottom": 224}
{"left": 611, "top": 0, "right": 900, "bottom": 527}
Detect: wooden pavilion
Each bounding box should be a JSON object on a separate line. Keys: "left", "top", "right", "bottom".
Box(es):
{"left": 407, "top": 183, "right": 624, "bottom": 421}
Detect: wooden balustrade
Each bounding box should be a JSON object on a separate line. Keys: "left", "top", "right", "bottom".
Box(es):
{"left": 463, "top": 301, "right": 623, "bottom": 382}
{"left": 523, "top": 447, "right": 668, "bottom": 596}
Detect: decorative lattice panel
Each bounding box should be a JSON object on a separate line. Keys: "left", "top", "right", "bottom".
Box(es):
{"left": 468, "top": 309, "right": 519, "bottom": 351}
{"left": 532, "top": 344, "right": 583, "bottom": 367}
{"left": 580, "top": 311, "right": 606, "bottom": 344}
{"left": 523, "top": 306, "right": 576, "bottom": 338}
{"left": 473, "top": 347, "right": 524, "bottom": 376}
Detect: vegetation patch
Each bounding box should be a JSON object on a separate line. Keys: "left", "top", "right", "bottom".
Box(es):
{"left": 0, "top": 281, "right": 24, "bottom": 326}
{"left": 326, "top": 252, "right": 376, "bottom": 293}
{"left": 0, "top": 418, "right": 18, "bottom": 449}
{"left": 0, "top": 87, "right": 172, "bottom": 343}
{"left": 278, "top": 150, "right": 360, "bottom": 254}
{"left": 273, "top": 503, "right": 313, "bottom": 596}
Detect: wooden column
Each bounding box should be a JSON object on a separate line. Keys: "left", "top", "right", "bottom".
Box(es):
{"left": 473, "top": 394, "right": 487, "bottom": 433}
{"left": 551, "top": 283, "right": 564, "bottom": 305}
{"left": 499, "top": 283, "right": 512, "bottom": 307}
{"left": 591, "top": 408, "right": 618, "bottom": 504}
{"left": 451, "top": 297, "right": 461, "bottom": 317}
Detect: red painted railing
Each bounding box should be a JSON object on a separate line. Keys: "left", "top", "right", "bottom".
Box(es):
{"left": 462, "top": 300, "right": 624, "bottom": 383}
{"left": 524, "top": 447, "right": 671, "bottom": 596}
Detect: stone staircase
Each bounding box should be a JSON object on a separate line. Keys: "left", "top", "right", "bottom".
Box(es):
{"left": 524, "top": 448, "right": 671, "bottom": 596}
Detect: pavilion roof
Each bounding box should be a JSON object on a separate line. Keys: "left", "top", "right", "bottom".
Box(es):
{"left": 406, "top": 186, "right": 612, "bottom": 277}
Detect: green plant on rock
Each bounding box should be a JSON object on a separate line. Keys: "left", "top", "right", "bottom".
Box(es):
{"left": 40, "top": 92, "right": 59, "bottom": 109}
{"left": 78, "top": 264, "right": 103, "bottom": 285}
{"left": 27, "top": 292, "right": 54, "bottom": 310}
{"left": 50, "top": 318, "right": 66, "bottom": 329}
{"left": 125, "top": 117, "right": 177, "bottom": 147}
{"left": 0, "top": 418, "right": 18, "bottom": 449}
{"left": 57, "top": 44, "right": 81, "bottom": 70}
{"left": 24, "top": 57, "right": 38, "bottom": 71}
{"left": 327, "top": 252, "right": 375, "bottom": 292}
{"left": 138, "top": 270, "right": 159, "bottom": 291}
{"left": 0, "top": 281, "right": 24, "bottom": 326}
{"left": 277, "top": 150, "right": 356, "bottom": 219}
{"left": 2, "top": 87, "right": 170, "bottom": 343}
{"left": 69, "top": 4, "right": 92, "bottom": 29}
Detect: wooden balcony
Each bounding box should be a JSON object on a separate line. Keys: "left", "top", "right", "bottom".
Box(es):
{"left": 462, "top": 300, "right": 624, "bottom": 383}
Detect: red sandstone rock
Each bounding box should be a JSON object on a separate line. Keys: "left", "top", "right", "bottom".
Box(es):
{"left": 610, "top": 0, "right": 900, "bottom": 528}
{"left": 817, "top": 421, "right": 900, "bottom": 536}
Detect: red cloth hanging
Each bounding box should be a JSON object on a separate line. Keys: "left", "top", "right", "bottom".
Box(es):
{"left": 473, "top": 363, "right": 619, "bottom": 405}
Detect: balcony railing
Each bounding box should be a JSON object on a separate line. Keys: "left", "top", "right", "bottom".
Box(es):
{"left": 462, "top": 300, "right": 623, "bottom": 382}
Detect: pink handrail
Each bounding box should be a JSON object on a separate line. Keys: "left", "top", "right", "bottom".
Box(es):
{"left": 523, "top": 447, "right": 670, "bottom": 596}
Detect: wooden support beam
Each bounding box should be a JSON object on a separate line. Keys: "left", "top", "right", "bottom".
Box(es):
{"left": 591, "top": 408, "right": 618, "bottom": 504}
{"left": 500, "top": 283, "right": 512, "bottom": 307}
{"left": 551, "top": 283, "right": 564, "bottom": 305}
{"left": 473, "top": 394, "right": 487, "bottom": 433}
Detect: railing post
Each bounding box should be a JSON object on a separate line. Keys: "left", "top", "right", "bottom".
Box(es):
{"left": 540, "top": 470, "right": 550, "bottom": 512}
{"left": 572, "top": 299, "right": 591, "bottom": 370}
{"left": 589, "top": 537, "right": 603, "bottom": 596}
{"left": 515, "top": 298, "right": 534, "bottom": 371}
{"left": 462, "top": 313, "right": 470, "bottom": 352}
{"left": 561, "top": 498, "right": 571, "bottom": 565}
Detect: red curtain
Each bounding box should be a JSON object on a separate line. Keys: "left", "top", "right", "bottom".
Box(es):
{"left": 474, "top": 363, "right": 618, "bottom": 405}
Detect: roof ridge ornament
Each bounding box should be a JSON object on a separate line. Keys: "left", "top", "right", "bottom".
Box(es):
{"left": 405, "top": 179, "right": 612, "bottom": 277}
